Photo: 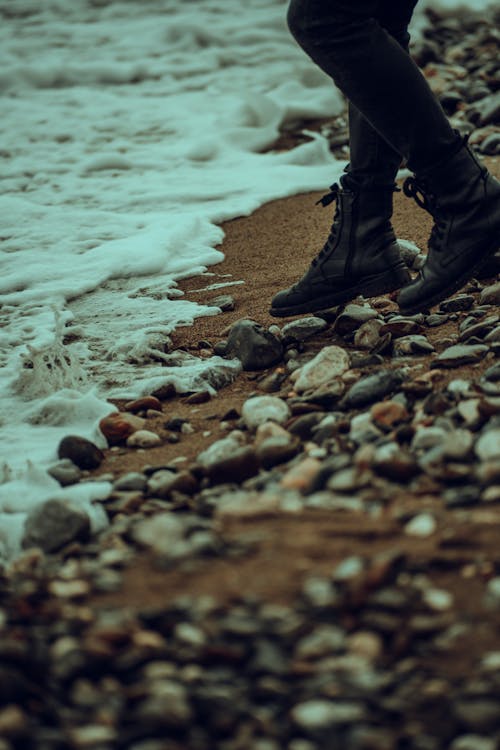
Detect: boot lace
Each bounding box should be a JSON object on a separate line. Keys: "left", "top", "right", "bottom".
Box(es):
{"left": 403, "top": 176, "right": 448, "bottom": 251}
{"left": 309, "top": 183, "right": 341, "bottom": 269}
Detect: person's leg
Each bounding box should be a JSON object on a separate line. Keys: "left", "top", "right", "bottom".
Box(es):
{"left": 282, "top": 0, "right": 500, "bottom": 313}
{"left": 347, "top": 0, "right": 419, "bottom": 187}
{"left": 286, "top": 0, "right": 460, "bottom": 172}
{"left": 269, "top": 0, "right": 420, "bottom": 317}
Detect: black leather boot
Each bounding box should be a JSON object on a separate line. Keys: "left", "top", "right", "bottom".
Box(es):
{"left": 398, "top": 139, "right": 500, "bottom": 315}
{"left": 269, "top": 174, "right": 411, "bottom": 317}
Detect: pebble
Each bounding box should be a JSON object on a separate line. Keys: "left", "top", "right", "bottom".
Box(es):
{"left": 47, "top": 458, "right": 82, "bottom": 487}
{"left": 124, "top": 396, "right": 163, "bottom": 413}
{"left": 241, "top": 395, "right": 291, "bottom": 429}
{"left": 475, "top": 429, "right": 500, "bottom": 461}
{"left": 341, "top": 369, "right": 405, "bottom": 409}
{"left": 404, "top": 513, "right": 437, "bottom": 537}
{"left": 22, "top": 498, "right": 91, "bottom": 553}
{"left": 291, "top": 700, "right": 365, "bottom": 732}
{"left": 292, "top": 346, "right": 350, "bottom": 392}
{"left": 113, "top": 472, "right": 148, "bottom": 492}
{"left": 126, "top": 430, "right": 162, "bottom": 448}
{"left": 282, "top": 316, "right": 327, "bottom": 342}
{"left": 432, "top": 344, "right": 489, "bottom": 368}
{"left": 224, "top": 319, "right": 283, "bottom": 370}
{"left": 99, "top": 412, "right": 145, "bottom": 445}
{"left": 57, "top": 435, "right": 104, "bottom": 470}
{"left": 479, "top": 281, "right": 500, "bottom": 306}
{"left": 353, "top": 318, "right": 384, "bottom": 349}
{"left": 334, "top": 303, "right": 379, "bottom": 335}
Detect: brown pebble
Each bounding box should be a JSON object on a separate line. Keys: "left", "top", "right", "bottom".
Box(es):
{"left": 124, "top": 396, "right": 163, "bottom": 413}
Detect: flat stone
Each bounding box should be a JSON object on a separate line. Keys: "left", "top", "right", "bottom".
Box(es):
{"left": 334, "top": 304, "right": 379, "bottom": 335}
{"left": 126, "top": 430, "right": 162, "bottom": 448}
{"left": 439, "top": 294, "right": 475, "bottom": 312}
{"left": 432, "top": 344, "right": 488, "bottom": 368}
{"left": 282, "top": 316, "right": 327, "bottom": 342}
{"left": 393, "top": 334, "right": 435, "bottom": 356}
{"left": 341, "top": 369, "right": 406, "bottom": 409}
{"left": 479, "top": 281, "right": 500, "bottom": 305}
{"left": 291, "top": 700, "right": 365, "bottom": 732}
{"left": 22, "top": 498, "right": 91, "bottom": 553}
{"left": 113, "top": 472, "right": 148, "bottom": 492}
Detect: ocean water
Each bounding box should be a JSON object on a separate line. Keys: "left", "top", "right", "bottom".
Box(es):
{"left": 0, "top": 0, "right": 494, "bottom": 559}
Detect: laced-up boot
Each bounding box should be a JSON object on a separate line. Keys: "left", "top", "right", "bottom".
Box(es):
{"left": 269, "top": 174, "right": 411, "bottom": 317}
{"left": 398, "top": 138, "right": 500, "bottom": 314}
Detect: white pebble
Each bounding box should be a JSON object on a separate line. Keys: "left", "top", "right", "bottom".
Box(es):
{"left": 126, "top": 430, "right": 162, "bottom": 448}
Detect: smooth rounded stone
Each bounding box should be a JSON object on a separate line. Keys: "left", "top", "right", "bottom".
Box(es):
{"left": 484, "top": 324, "right": 500, "bottom": 343}
{"left": 113, "top": 472, "right": 148, "bottom": 492}
{"left": 241, "top": 395, "right": 290, "bottom": 429}
{"left": 22, "top": 498, "right": 90, "bottom": 553}
{"left": 327, "top": 466, "right": 369, "bottom": 492}
{"left": 422, "top": 587, "right": 453, "bottom": 612}
{"left": 47, "top": 458, "right": 82, "bottom": 487}
{"left": 404, "top": 513, "right": 437, "bottom": 537}
{"left": 132, "top": 514, "right": 185, "bottom": 556}
{"left": 347, "top": 631, "right": 383, "bottom": 663}
{"left": 353, "top": 318, "right": 384, "bottom": 350}
{"left": 480, "top": 132, "right": 500, "bottom": 155}
{"left": 57, "top": 435, "right": 104, "bottom": 470}
{"left": 485, "top": 577, "right": 500, "bottom": 608}
{"left": 224, "top": 319, "right": 283, "bottom": 370}
{"left": 135, "top": 681, "right": 193, "bottom": 727}
{"left": 334, "top": 303, "right": 379, "bottom": 335}
{"left": 372, "top": 443, "right": 419, "bottom": 481}
{"left": 0, "top": 705, "right": 28, "bottom": 737}
{"left": 295, "top": 625, "right": 346, "bottom": 659}
{"left": 291, "top": 700, "right": 365, "bottom": 732}
{"left": 432, "top": 343, "right": 489, "bottom": 368}
{"left": 412, "top": 426, "right": 448, "bottom": 452}
{"left": 99, "top": 412, "right": 145, "bottom": 445}
{"left": 124, "top": 396, "right": 163, "bottom": 413}
{"left": 453, "top": 700, "right": 500, "bottom": 732}
{"left": 341, "top": 369, "right": 406, "bottom": 409}
{"left": 349, "top": 412, "right": 383, "bottom": 444}
{"left": 379, "top": 317, "right": 425, "bottom": 337}
{"left": 288, "top": 741, "right": 317, "bottom": 750}
{"left": 292, "top": 346, "right": 350, "bottom": 393}
{"left": 126, "top": 429, "right": 162, "bottom": 448}
{"left": 450, "top": 736, "right": 497, "bottom": 750}
{"left": 197, "top": 432, "right": 259, "bottom": 483}
{"left": 439, "top": 294, "right": 475, "bottom": 312}
{"left": 475, "top": 429, "right": 500, "bottom": 461}
{"left": 441, "top": 429, "right": 474, "bottom": 459}
{"left": 210, "top": 294, "right": 235, "bottom": 312}
{"left": 371, "top": 400, "right": 409, "bottom": 429}
{"left": 256, "top": 436, "right": 299, "bottom": 470}
{"left": 393, "top": 334, "right": 435, "bottom": 356}
{"left": 473, "top": 91, "right": 500, "bottom": 126}
{"left": 288, "top": 412, "right": 325, "bottom": 440}
{"left": 332, "top": 555, "right": 364, "bottom": 582}
{"left": 457, "top": 398, "right": 482, "bottom": 428}
{"left": 426, "top": 312, "right": 450, "bottom": 327}
{"left": 459, "top": 315, "right": 499, "bottom": 341}
{"left": 67, "top": 725, "right": 118, "bottom": 747}
{"left": 282, "top": 316, "right": 327, "bottom": 342}
{"left": 281, "top": 457, "right": 322, "bottom": 494}
{"left": 302, "top": 576, "right": 339, "bottom": 608}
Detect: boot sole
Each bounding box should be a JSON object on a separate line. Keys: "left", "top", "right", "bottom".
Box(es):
{"left": 269, "top": 265, "right": 411, "bottom": 318}
{"left": 398, "top": 239, "right": 500, "bottom": 316}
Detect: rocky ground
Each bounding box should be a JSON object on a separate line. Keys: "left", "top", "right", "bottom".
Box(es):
{"left": 2, "top": 9, "right": 500, "bottom": 750}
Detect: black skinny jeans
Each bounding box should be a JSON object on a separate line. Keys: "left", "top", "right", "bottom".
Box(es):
{"left": 287, "top": 0, "right": 460, "bottom": 180}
